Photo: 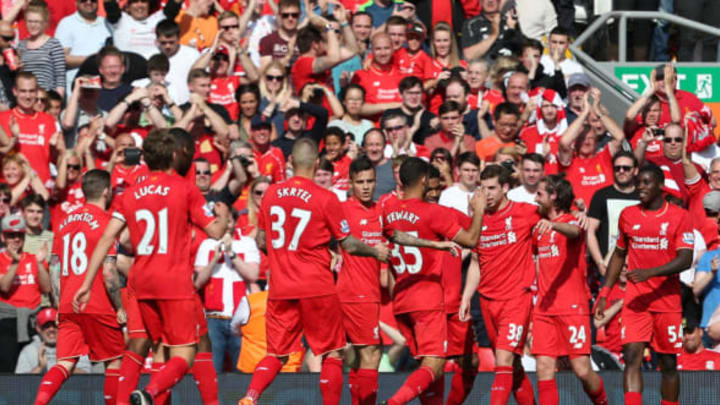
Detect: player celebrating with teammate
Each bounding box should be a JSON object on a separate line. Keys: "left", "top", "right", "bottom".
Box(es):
{"left": 34, "top": 170, "right": 125, "bottom": 405}
{"left": 475, "top": 165, "right": 538, "bottom": 405}
{"left": 380, "top": 157, "right": 486, "bottom": 405}
{"left": 595, "top": 164, "right": 693, "bottom": 405}
{"left": 238, "top": 139, "right": 390, "bottom": 405}
{"left": 532, "top": 175, "right": 608, "bottom": 405}
{"left": 74, "top": 129, "right": 230, "bottom": 405}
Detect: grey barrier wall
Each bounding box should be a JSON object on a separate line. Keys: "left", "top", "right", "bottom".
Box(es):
{"left": 3, "top": 371, "right": 720, "bottom": 404}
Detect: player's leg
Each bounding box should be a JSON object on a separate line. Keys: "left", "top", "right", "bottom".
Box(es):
{"left": 355, "top": 344, "right": 382, "bottom": 405}
{"left": 418, "top": 356, "right": 447, "bottom": 405}
{"left": 190, "top": 300, "right": 219, "bottom": 405}
{"left": 385, "top": 310, "right": 447, "bottom": 405}
{"left": 240, "top": 299, "right": 302, "bottom": 404}
{"left": 535, "top": 355, "right": 558, "bottom": 405}
{"left": 657, "top": 353, "right": 679, "bottom": 404}
{"left": 118, "top": 337, "right": 152, "bottom": 405}
{"left": 149, "top": 344, "right": 171, "bottom": 405}
{"left": 445, "top": 313, "right": 478, "bottom": 405}
{"left": 569, "top": 356, "right": 607, "bottom": 405}
{"left": 103, "top": 358, "right": 122, "bottom": 405}
{"left": 622, "top": 342, "right": 646, "bottom": 405}
{"left": 34, "top": 359, "right": 77, "bottom": 405}
{"left": 510, "top": 355, "right": 535, "bottom": 405}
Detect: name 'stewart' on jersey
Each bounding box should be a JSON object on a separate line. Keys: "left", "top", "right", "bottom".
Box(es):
{"left": 384, "top": 210, "right": 420, "bottom": 225}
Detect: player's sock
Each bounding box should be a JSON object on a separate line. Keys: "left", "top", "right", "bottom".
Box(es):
{"left": 512, "top": 368, "right": 536, "bottom": 405}
{"left": 190, "top": 352, "right": 219, "bottom": 405}
{"left": 624, "top": 392, "right": 642, "bottom": 405}
{"left": 445, "top": 366, "right": 477, "bottom": 405}
{"left": 660, "top": 401, "right": 678, "bottom": 405}
{"left": 34, "top": 363, "right": 70, "bottom": 405}
{"left": 419, "top": 372, "right": 444, "bottom": 405}
{"left": 489, "top": 366, "right": 513, "bottom": 405}
{"left": 244, "top": 355, "right": 283, "bottom": 401}
{"left": 103, "top": 369, "right": 120, "bottom": 405}
{"left": 144, "top": 356, "right": 189, "bottom": 398}
{"left": 150, "top": 362, "right": 171, "bottom": 405}
{"left": 117, "top": 351, "right": 145, "bottom": 405}
{"left": 387, "top": 365, "right": 436, "bottom": 405}
{"left": 583, "top": 377, "right": 608, "bottom": 405}
{"left": 537, "top": 380, "right": 558, "bottom": 405}
{"left": 356, "top": 368, "right": 379, "bottom": 405}
{"left": 319, "top": 356, "right": 343, "bottom": 405}
{"left": 348, "top": 368, "right": 360, "bottom": 405}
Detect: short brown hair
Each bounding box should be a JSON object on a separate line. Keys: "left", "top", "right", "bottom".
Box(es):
{"left": 143, "top": 129, "right": 175, "bottom": 171}
{"left": 187, "top": 68, "right": 210, "bottom": 84}
{"left": 97, "top": 46, "right": 125, "bottom": 67}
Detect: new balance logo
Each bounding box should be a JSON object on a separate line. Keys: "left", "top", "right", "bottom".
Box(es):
{"left": 632, "top": 224, "right": 640, "bottom": 230}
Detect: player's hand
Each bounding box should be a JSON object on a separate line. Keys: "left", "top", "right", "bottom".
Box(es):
{"left": 374, "top": 243, "right": 391, "bottom": 263}
{"left": 627, "top": 269, "right": 651, "bottom": 283}
{"left": 533, "top": 219, "right": 554, "bottom": 236}
{"left": 593, "top": 297, "right": 607, "bottom": 321}
{"left": 572, "top": 210, "right": 589, "bottom": 230}
{"left": 458, "top": 297, "right": 471, "bottom": 322}
{"left": 468, "top": 190, "right": 487, "bottom": 215}
{"left": 116, "top": 308, "right": 127, "bottom": 325}
{"left": 72, "top": 286, "right": 91, "bottom": 313}
{"left": 435, "top": 241, "right": 461, "bottom": 257}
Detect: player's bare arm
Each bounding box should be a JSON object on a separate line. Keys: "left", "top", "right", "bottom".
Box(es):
{"left": 73, "top": 217, "right": 126, "bottom": 312}
{"left": 594, "top": 246, "right": 627, "bottom": 321}
{"left": 627, "top": 248, "right": 693, "bottom": 284}
{"left": 534, "top": 219, "right": 581, "bottom": 239}
{"left": 339, "top": 235, "right": 390, "bottom": 262}
{"left": 459, "top": 253, "right": 480, "bottom": 322}
{"left": 453, "top": 192, "right": 486, "bottom": 247}
{"left": 101, "top": 255, "right": 123, "bottom": 311}
{"left": 390, "top": 230, "right": 460, "bottom": 257}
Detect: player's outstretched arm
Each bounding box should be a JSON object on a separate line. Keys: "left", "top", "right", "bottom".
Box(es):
{"left": 627, "top": 248, "right": 693, "bottom": 284}
{"left": 73, "top": 218, "right": 126, "bottom": 313}
{"left": 390, "top": 231, "right": 460, "bottom": 256}
{"left": 340, "top": 235, "right": 390, "bottom": 262}
{"left": 101, "top": 255, "right": 123, "bottom": 311}
{"left": 534, "top": 219, "right": 581, "bottom": 239}
{"left": 594, "top": 247, "right": 627, "bottom": 321}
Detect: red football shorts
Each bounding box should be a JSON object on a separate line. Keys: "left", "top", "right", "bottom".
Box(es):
{"left": 137, "top": 299, "right": 200, "bottom": 346}
{"left": 122, "top": 288, "right": 147, "bottom": 340}
{"left": 446, "top": 312, "right": 474, "bottom": 357}
{"left": 341, "top": 302, "right": 380, "bottom": 346}
{"left": 194, "top": 294, "right": 208, "bottom": 337}
{"left": 57, "top": 313, "right": 125, "bottom": 362}
{"left": 395, "top": 309, "right": 447, "bottom": 358}
{"left": 621, "top": 309, "right": 682, "bottom": 354}
{"left": 480, "top": 293, "right": 532, "bottom": 355}
{"left": 531, "top": 313, "right": 591, "bottom": 358}
{"left": 266, "top": 294, "right": 346, "bottom": 356}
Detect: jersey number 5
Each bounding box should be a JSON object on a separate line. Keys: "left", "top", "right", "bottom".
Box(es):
{"left": 270, "top": 206, "right": 311, "bottom": 251}
{"left": 390, "top": 231, "right": 423, "bottom": 274}
{"left": 136, "top": 208, "right": 168, "bottom": 255}
{"left": 62, "top": 232, "right": 87, "bottom": 276}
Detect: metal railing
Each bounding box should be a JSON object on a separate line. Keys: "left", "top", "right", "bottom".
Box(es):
{"left": 570, "top": 11, "right": 720, "bottom": 103}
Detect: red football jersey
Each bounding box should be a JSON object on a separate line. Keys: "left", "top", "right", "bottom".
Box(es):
{"left": 194, "top": 134, "right": 224, "bottom": 173}
{"left": 291, "top": 55, "right": 332, "bottom": 93}
{"left": 616, "top": 202, "right": 694, "bottom": 312}
{"left": 0, "top": 108, "right": 56, "bottom": 185}
{"left": 337, "top": 197, "right": 383, "bottom": 303}
{"left": 331, "top": 154, "right": 351, "bottom": 191}
{"left": 561, "top": 146, "right": 614, "bottom": 207}
{"left": 351, "top": 65, "right": 405, "bottom": 105}
{"left": 0, "top": 252, "right": 42, "bottom": 308}
{"left": 49, "top": 181, "right": 85, "bottom": 231}
{"left": 382, "top": 198, "right": 462, "bottom": 314}
{"left": 475, "top": 201, "right": 540, "bottom": 300}
{"left": 519, "top": 125, "right": 562, "bottom": 156}
{"left": 254, "top": 147, "right": 286, "bottom": 183}
{"left": 677, "top": 349, "right": 720, "bottom": 371}
{"left": 394, "top": 48, "right": 430, "bottom": 77}
{"left": 533, "top": 213, "right": 589, "bottom": 315}
{"left": 54, "top": 204, "right": 117, "bottom": 315}
{"left": 209, "top": 75, "right": 241, "bottom": 121}
{"left": 258, "top": 176, "right": 350, "bottom": 299}
{"left": 442, "top": 209, "right": 471, "bottom": 314}
{"left": 113, "top": 171, "right": 215, "bottom": 300}
{"left": 111, "top": 164, "right": 150, "bottom": 197}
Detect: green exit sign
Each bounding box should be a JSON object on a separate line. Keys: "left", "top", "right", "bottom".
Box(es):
{"left": 614, "top": 66, "right": 720, "bottom": 102}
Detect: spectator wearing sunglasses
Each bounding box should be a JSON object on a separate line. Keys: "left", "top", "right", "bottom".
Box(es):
{"left": 54, "top": 0, "right": 111, "bottom": 97}
{"left": 258, "top": 0, "right": 301, "bottom": 71}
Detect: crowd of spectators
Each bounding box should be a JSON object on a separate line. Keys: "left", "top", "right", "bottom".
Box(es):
{"left": 0, "top": 0, "right": 719, "bottom": 382}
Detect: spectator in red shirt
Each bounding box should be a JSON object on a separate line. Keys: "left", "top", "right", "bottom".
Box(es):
{"left": 650, "top": 63, "right": 717, "bottom": 129}
{"left": 249, "top": 116, "right": 286, "bottom": 183}
{"left": 424, "top": 101, "right": 476, "bottom": 158}
{"left": 351, "top": 32, "right": 404, "bottom": 117}
{"left": 677, "top": 325, "right": 720, "bottom": 370}
{"left": 290, "top": 7, "right": 359, "bottom": 95}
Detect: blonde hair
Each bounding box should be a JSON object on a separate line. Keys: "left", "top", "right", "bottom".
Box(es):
{"left": 490, "top": 56, "right": 521, "bottom": 90}
{"left": 430, "top": 22, "right": 461, "bottom": 69}
{"left": 259, "top": 61, "right": 288, "bottom": 99}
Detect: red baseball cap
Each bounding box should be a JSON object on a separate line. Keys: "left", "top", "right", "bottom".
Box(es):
{"left": 36, "top": 307, "right": 57, "bottom": 327}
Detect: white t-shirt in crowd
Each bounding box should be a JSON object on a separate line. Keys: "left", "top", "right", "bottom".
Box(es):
{"left": 439, "top": 184, "right": 475, "bottom": 215}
